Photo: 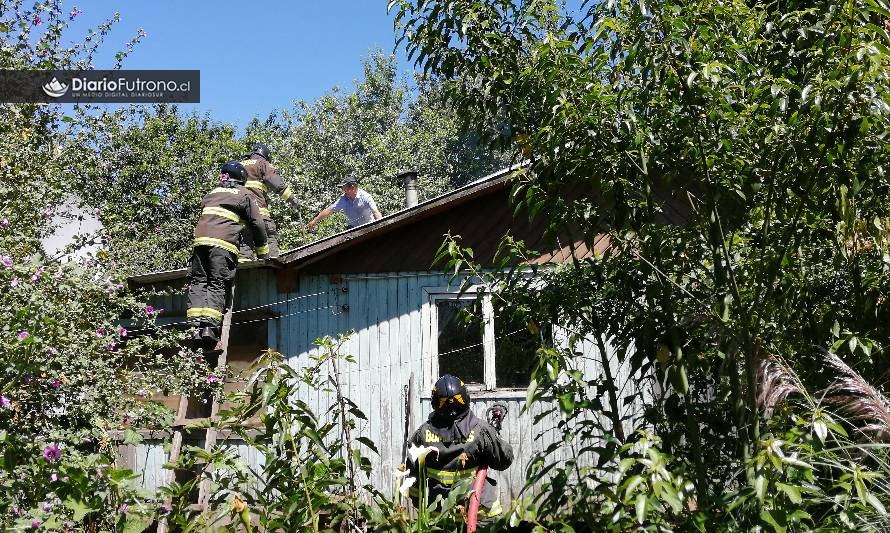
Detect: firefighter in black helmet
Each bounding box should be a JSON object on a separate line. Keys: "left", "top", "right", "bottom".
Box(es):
{"left": 239, "top": 142, "right": 301, "bottom": 260}
{"left": 406, "top": 375, "right": 513, "bottom": 518}
{"left": 186, "top": 161, "right": 268, "bottom": 348}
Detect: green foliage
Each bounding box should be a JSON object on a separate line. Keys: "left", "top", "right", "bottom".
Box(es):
{"left": 163, "top": 338, "right": 474, "bottom": 532}
{"left": 0, "top": 2, "right": 209, "bottom": 529}
{"left": 80, "top": 52, "right": 510, "bottom": 275}
{"left": 394, "top": 0, "right": 890, "bottom": 528}
{"left": 74, "top": 105, "right": 242, "bottom": 275}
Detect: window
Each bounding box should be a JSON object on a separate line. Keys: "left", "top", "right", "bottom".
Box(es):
{"left": 426, "top": 288, "right": 542, "bottom": 390}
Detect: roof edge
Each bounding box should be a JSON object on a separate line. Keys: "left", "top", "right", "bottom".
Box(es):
{"left": 128, "top": 162, "right": 526, "bottom": 285}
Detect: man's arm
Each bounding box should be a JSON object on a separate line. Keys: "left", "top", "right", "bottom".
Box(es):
{"left": 307, "top": 207, "right": 334, "bottom": 229}
{"left": 366, "top": 192, "right": 383, "bottom": 220}
{"left": 243, "top": 195, "right": 270, "bottom": 258}
{"left": 261, "top": 161, "right": 301, "bottom": 212}
{"left": 472, "top": 424, "right": 514, "bottom": 471}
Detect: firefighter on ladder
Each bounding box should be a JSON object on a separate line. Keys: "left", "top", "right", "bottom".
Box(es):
{"left": 187, "top": 161, "right": 269, "bottom": 349}
{"left": 238, "top": 143, "right": 301, "bottom": 260}
{"left": 406, "top": 375, "right": 514, "bottom": 521}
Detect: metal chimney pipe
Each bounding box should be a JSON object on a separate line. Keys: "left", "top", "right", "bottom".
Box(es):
{"left": 397, "top": 170, "right": 418, "bottom": 208}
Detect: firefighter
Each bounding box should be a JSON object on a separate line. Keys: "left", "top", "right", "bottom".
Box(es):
{"left": 239, "top": 142, "right": 300, "bottom": 260}
{"left": 407, "top": 374, "right": 513, "bottom": 519}
{"left": 187, "top": 161, "right": 269, "bottom": 348}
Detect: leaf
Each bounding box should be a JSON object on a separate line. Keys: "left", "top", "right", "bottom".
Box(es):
{"left": 755, "top": 475, "right": 767, "bottom": 502}
{"left": 122, "top": 428, "right": 143, "bottom": 445}
{"left": 635, "top": 492, "right": 647, "bottom": 524}
{"left": 122, "top": 514, "right": 153, "bottom": 533}
{"left": 558, "top": 393, "right": 575, "bottom": 414}
{"left": 813, "top": 420, "right": 828, "bottom": 442}
{"left": 867, "top": 492, "right": 887, "bottom": 514}
{"left": 64, "top": 498, "right": 96, "bottom": 521}
{"left": 356, "top": 436, "right": 379, "bottom": 455}
{"left": 525, "top": 379, "right": 538, "bottom": 408}
{"left": 760, "top": 509, "right": 787, "bottom": 533}
{"left": 776, "top": 482, "right": 802, "bottom": 504}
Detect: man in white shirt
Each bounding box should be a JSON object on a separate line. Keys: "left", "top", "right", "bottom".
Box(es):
{"left": 307, "top": 176, "right": 383, "bottom": 230}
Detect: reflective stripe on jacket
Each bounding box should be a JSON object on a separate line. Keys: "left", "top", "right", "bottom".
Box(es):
{"left": 408, "top": 411, "right": 513, "bottom": 516}
{"left": 193, "top": 181, "right": 268, "bottom": 255}
{"left": 241, "top": 155, "right": 295, "bottom": 217}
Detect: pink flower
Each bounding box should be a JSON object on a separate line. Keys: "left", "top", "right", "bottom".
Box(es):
{"left": 17, "top": 331, "right": 29, "bottom": 340}
{"left": 42, "top": 502, "right": 51, "bottom": 512}
{"left": 10, "top": 278, "right": 18, "bottom": 287}
{"left": 145, "top": 305, "right": 155, "bottom": 315}
{"left": 106, "top": 342, "right": 117, "bottom": 352}
{"left": 207, "top": 374, "right": 221, "bottom": 384}
{"left": 118, "top": 503, "right": 128, "bottom": 514}
{"left": 42, "top": 444, "right": 61, "bottom": 462}
{"left": 31, "top": 267, "right": 44, "bottom": 282}
{"left": 0, "top": 396, "right": 10, "bottom": 408}
{"left": 117, "top": 326, "right": 128, "bottom": 338}
{"left": 33, "top": 14, "right": 41, "bottom": 25}
{"left": 95, "top": 327, "right": 106, "bottom": 337}
{"left": 31, "top": 518, "right": 41, "bottom": 529}
{"left": 50, "top": 473, "right": 57, "bottom": 482}
{"left": 1, "top": 218, "right": 8, "bottom": 228}
{"left": 0, "top": 255, "right": 11, "bottom": 267}
{"left": 69, "top": 7, "right": 82, "bottom": 19}
{"left": 50, "top": 379, "right": 61, "bottom": 389}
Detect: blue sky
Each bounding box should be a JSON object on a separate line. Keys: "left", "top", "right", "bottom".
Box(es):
{"left": 70, "top": 1, "right": 409, "bottom": 129}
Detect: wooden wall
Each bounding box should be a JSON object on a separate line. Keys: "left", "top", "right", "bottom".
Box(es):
{"left": 134, "top": 267, "right": 652, "bottom": 503}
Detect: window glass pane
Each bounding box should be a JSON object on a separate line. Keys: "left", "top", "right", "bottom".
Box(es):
{"left": 436, "top": 299, "right": 484, "bottom": 384}
{"left": 494, "top": 307, "right": 542, "bottom": 388}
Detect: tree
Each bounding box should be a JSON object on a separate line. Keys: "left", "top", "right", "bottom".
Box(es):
{"left": 81, "top": 52, "right": 509, "bottom": 275}
{"left": 75, "top": 104, "right": 241, "bottom": 275}
{"left": 0, "top": 3, "right": 207, "bottom": 529}
{"left": 393, "top": 0, "right": 890, "bottom": 528}
{"left": 243, "top": 51, "right": 511, "bottom": 245}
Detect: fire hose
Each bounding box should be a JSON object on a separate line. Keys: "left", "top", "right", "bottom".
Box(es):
{"left": 467, "top": 404, "right": 507, "bottom": 533}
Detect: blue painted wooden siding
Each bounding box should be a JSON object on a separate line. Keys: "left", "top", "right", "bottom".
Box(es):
{"left": 269, "top": 271, "right": 649, "bottom": 498}
{"left": 137, "top": 268, "right": 650, "bottom": 502}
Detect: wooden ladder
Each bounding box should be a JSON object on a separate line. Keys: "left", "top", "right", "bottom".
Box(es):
{"left": 157, "top": 287, "right": 234, "bottom": 533}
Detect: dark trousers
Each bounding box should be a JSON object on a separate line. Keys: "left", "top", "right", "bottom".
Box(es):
{"left": 187, "top": 245, "right": 237, "bottom": 327}
{"left": 239, "top": 217, "right": 278, "bottom": 260}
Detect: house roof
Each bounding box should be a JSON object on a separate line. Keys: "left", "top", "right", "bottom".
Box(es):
{"left": 128, "top": 164, "right": 523, "bottom": 285}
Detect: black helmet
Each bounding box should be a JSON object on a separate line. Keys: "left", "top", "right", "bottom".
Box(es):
{"left": 431, "top": 374, "right": 470, "bottom": 418}
{"left": 220, "top": 161, "right": 247, "bottom": 184}
{"left": 251, "top": 143, "right": 272, "bottom": 162}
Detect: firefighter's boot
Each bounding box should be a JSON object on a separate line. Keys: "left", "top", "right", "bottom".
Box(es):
{"left": 199, "top": 326, "right": 219, "bottom": 351}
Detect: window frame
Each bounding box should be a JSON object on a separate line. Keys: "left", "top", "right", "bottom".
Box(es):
{"left": 422, "top": 286, "right": 529, "bottom": 396}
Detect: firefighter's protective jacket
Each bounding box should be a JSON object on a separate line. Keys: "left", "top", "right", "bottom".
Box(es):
{"left": 408, "top": 410, "right": 513, "bottom": 516}
{"left": 193, "top": 180, "right": 269, "bottom": 256}
{"left": 240, "top": 154, "right": 298, "bottom": 219}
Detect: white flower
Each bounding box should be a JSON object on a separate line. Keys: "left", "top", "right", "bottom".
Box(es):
{"left": 408, "top": 443, "right": 439, "bottom": 466}
{"left": 393, "top": 468, "right": 411, "bottom": 479}
{"left": 399, "top": 476, "right": 416, "bottom": 499}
